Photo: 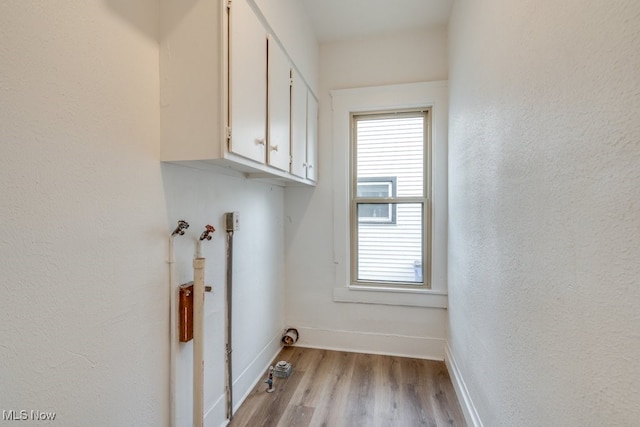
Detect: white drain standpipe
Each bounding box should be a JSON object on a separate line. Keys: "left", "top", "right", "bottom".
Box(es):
{"left": 193, "top": 257, "right": 205, "bottom": 427}
{"left": 193, "top": 225, "right": 214, "bottom": 427}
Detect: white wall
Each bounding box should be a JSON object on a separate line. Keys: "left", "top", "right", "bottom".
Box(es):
{"left": 284, "top": 28, "right": 449, "bottom": 358}
{"left": 447, "top": 1, "right": 640, "bottom": 425}
{"left": 0, "top": 1, "right": 168, "bottom": 426}
{"left": 0, "top": 3, "right": 287, "bottom": 427}
{"left": 318, "top": 28, "right": 447, "bottom": 90}
{"left": 161, "top": 165, "right": 285, "bottom": 427}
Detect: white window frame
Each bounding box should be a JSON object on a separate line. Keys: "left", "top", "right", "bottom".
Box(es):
{"left": 331, "top": 82, "right": 448, "bottom": 308}
{"left": 351, "top": 111, "right": 429, "bottom": 287}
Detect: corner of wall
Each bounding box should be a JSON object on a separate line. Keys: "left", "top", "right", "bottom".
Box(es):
{"left": 444, "top": 342, "right": 483, "bottom": 427}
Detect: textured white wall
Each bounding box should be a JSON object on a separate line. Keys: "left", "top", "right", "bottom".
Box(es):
{"left": 0, "top": 2, "right": 287, "bottom": 427}
{"left": 0, "top": 1, "right": 168, "bottom": 426}
{"left": 318, "top": 27, "right": 447, "bottom": 90}
{"left": 448, "top": 1, "right": 640, "bottom": 425}
{"left": 161, "top": 164, "right": 285, "bottom": 427}
{"left": 284, "top": 28, "right": 449, "bottom": 357}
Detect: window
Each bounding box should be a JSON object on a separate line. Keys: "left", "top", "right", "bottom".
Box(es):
{"left": 357, "top": 177, "right": 397, "bottom": 224}
{"left": 331, "top": 81, "right": 448, "bottom": 308}
{"left": 351, "top": 111, "right": 429, "bottom": 287}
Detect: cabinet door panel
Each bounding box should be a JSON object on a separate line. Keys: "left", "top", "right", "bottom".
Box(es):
{"left": 229, "top": 0, "right": 267, "bottom": 163}
{"left": 290, "top": 70, "right": 307, "bottom": 178}
{"left": 267, "top": 37, "right": 291, "bottom": 172}
{"left": 306, "top": 92, "right": 318, "bottom": 182}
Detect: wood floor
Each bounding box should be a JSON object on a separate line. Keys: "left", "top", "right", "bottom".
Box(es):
{"left": 229, "top": 347, "right": 466, "bottom": 427}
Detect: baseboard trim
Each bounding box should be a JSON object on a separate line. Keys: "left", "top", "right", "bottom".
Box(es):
{"left": 444, "top": 343, "right": 483, "bottom": 427}
{"left": 231, "top": 331, "right": 283, "bottom": 413}
{"left": 294, "top": 326, "right": 445, "bottom": 360}
{"left": 204, "top": 331, "right": 283, "bottom": 427}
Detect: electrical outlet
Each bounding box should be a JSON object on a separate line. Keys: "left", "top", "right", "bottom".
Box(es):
{"left": 224, "top": 212, "right": 239, "bottom": 231}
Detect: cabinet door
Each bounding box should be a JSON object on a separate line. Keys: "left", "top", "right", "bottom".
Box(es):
{"left": 228, "top": 0, "right": 267, "bottom": 163}
{"left": 306, "top": 92, "right": 318, "bottom": 182}
{"left": 290, "top": 69, "right": 307, "bottom": 178}
{"left": 267, "top": 36, "right": 291, "bottom": 172}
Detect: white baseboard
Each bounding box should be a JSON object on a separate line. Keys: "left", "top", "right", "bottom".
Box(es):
{"left": 444, "top": 343, "right": 483, "bottom": 427}
{"left": 206, "top": 392, "right": 227, "bottom": 427}
{"left": 295, "top": 326, "right": 445, "bottom": 360}
{"left": 204, "top": 331, "right": 283, "bottom": 427}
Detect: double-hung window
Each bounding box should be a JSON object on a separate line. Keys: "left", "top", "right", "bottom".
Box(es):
{"left": 332, "top": 81, "right": 448, "bottom": 307}
{"left": 350, "top": 110, "right": 430, "bottom": 288}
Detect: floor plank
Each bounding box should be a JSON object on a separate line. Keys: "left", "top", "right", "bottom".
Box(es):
{"left": 229, "top": 347, "right": 466, "bottom": 427}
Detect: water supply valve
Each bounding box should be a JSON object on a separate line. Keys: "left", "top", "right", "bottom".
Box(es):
{"left": 200, "top": 225, "right": 216, "bottom": 241}
{"left": 171, "top": 220, "right": 190, "bottom": 236}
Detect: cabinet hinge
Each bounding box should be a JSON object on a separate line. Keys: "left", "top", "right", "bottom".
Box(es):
{"left": 226, "top": 126, "right": 232, "bottom": 141}
{"left": 290, "top": 78, "right": 293, "bottom": 87}
{"left": 227, "top": 0, "right": 232, "bottom": 9}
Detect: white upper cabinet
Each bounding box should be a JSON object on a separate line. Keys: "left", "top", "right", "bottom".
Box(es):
{"left": 290, "top": 69, "right": 307, "bottom": 179}
{"left": 228, "top": 0, "right": 267, "bottom": 163}
{"left": 289, "top": 69, "right": 318, "bottom": 181}
{"left": 306, "top": 93, "right": 318, "bottom": 182}
{"left": 267, "top": 36, "right": 291, "bottom": 172}
{"left": 160, "top": 0, "right": 318, "bottom": 185}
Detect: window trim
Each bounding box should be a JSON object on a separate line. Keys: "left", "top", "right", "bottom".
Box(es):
{"left": 350, "top": 110, "right": 431, "bottom": 288}
{"left": 330, "top": 81, "right": 449, "bottom": 307}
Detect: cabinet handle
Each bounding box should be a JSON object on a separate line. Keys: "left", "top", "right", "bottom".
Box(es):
{"left": 302, "top": 162, "right": 308, "bottom": 168}
{"left": 256, "top": 138, "right": 266, "bottom": 146}
{"left": 270, "top": 145, "right": 279, "bottom": 152}
{"left": 308, "top": 164, "right": 313, "bottom": 169}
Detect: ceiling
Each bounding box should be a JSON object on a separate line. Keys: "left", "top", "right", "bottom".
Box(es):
{"left": 301, "top": 0, "right": 453, "bottom": 43}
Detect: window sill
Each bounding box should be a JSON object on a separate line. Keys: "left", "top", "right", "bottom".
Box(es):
{"left": 333, "top": 286, "right": 448, "bottom": 308}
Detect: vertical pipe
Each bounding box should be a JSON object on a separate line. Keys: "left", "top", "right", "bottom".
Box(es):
{"left": 168, "top": 236, "right": 177, "bottom": 427}
{"left": 225, "top": 231, "right": 234, "bottom": 420}
{"left": 193, "top": 257, "right": 206, "bottom": 427}
{"left": 169, "top": 220, "right": 188, "bottom": 427}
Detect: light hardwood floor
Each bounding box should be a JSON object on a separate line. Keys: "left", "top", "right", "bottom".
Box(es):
{"left": 229, "top": 346, "right": 466, "bottom": 427}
